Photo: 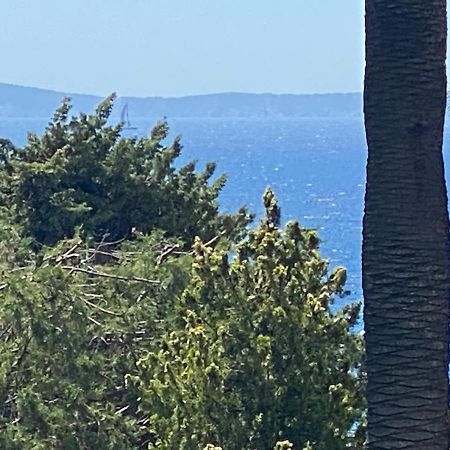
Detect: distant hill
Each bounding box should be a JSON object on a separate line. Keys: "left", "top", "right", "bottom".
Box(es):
{"left": 0, "top": 83, "right": 363, "bottom": 119}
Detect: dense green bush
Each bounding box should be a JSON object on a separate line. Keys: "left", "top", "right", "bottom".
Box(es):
{"left": 0, "top": 99, "right": 365, "bottom": 449}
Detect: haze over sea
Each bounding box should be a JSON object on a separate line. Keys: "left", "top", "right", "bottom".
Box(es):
{"left": 2, "top": 114, "right": 449, "bottom": 310}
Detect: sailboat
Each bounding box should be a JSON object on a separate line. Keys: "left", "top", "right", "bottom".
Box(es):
{"left": 120, "top": 103, "right": 138, "bottom": 130}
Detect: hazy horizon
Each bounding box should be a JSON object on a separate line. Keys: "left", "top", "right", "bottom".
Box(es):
{"left": 0, "top": 81, "right": 362, "bottom": 99}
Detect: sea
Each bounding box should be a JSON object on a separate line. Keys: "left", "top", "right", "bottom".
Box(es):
{"left": 2, "top": 116, "right": 448, "bottom": 313}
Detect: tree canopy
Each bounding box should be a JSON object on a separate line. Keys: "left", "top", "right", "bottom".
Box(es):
{"left": 0, "top": 95, "right": 250, "bottom": 246}
{"left": 0, "top": 99, "right": 365, "bottom": 449}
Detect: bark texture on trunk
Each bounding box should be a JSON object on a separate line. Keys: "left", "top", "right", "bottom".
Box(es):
{"left": 363, "top": 1, "right": 449, "bottom": 449}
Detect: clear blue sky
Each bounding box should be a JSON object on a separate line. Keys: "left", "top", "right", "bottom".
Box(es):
{"left": 1, "top": 1, "right": 365, "bottom": 97}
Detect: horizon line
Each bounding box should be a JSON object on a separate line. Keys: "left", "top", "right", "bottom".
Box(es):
{"left": 0, "top": 81, "right": 362, "bottom": 100}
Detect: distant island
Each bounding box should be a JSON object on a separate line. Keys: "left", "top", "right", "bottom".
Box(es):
{"left": 0, "top": 82, "right": 363, "bottom": 119}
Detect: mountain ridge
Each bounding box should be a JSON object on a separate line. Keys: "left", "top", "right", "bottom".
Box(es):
{"left": 0, "top": 82, "right": 363, "bottom": 119}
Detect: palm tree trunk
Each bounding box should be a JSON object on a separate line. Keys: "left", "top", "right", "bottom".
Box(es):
{"left": 363, "top": 1, "right": 449, "bottom": 448}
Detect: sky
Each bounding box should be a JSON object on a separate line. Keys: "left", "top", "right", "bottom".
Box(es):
{"left": 0, "top": 1, "right": 365, "bottom": 98}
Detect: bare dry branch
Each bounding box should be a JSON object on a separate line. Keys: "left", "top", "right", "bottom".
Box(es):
{"left": 62, "top": 266, "right": 160, "bottom": 285}
{"left": 82, "top": 296, "right": 122, "bottom": 316}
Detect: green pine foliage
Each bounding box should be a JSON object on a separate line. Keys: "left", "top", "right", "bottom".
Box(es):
{"left": 0, "top": 230, "right": 190, "bottom": 449}
{"left": 0, "top": 99, "right": 365, "bottom": 449}
{"left": 0, "top": 96, "right": 251, "bottom": 246}
{"left": 132, "top": 188, "right": 365, "bottom": 450}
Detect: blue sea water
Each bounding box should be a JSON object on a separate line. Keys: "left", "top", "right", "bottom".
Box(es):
{"left": 3, "top": 116, "right": 447, "bottom": 311}
{"left": 166, "top": 117, "right": 367, "bottom": 309}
